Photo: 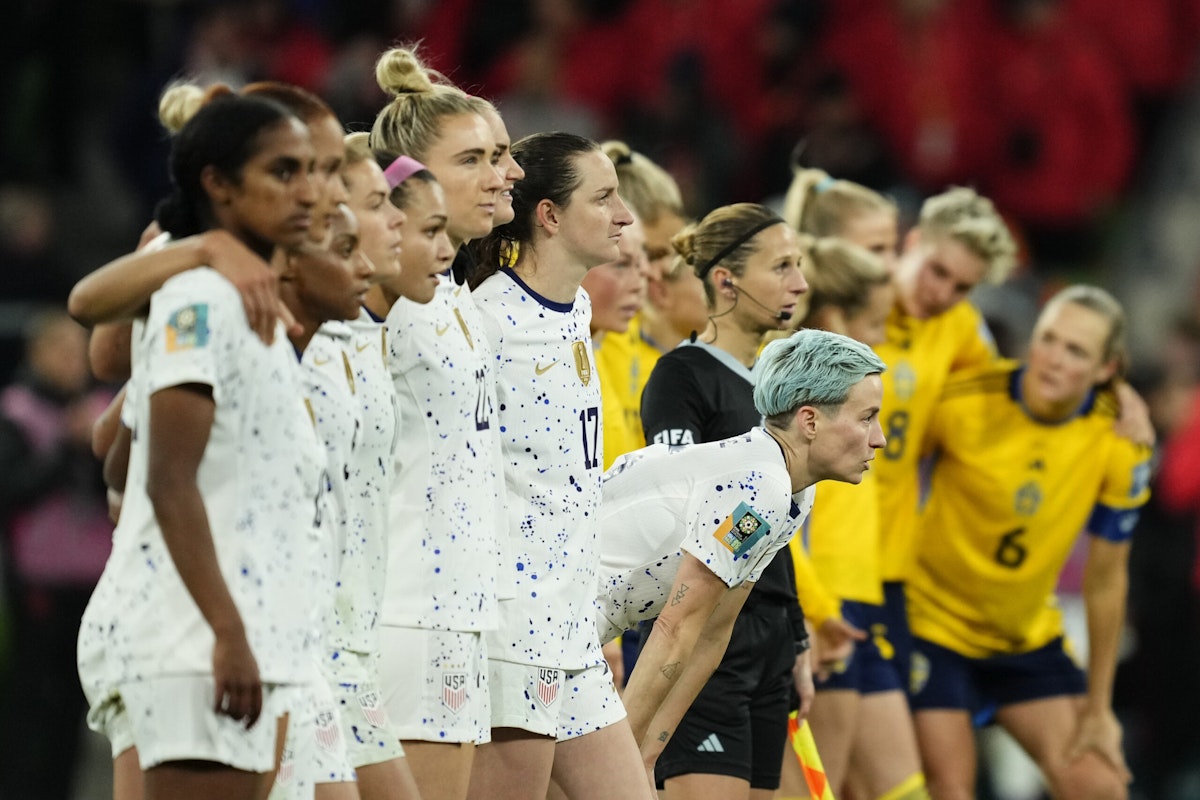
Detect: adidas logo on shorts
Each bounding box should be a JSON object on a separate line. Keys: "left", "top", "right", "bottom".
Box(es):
{"left": 696, "top": 733, "right": 725, "bottom": 753}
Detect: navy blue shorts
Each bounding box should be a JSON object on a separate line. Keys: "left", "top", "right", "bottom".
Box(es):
{"left": 908, "top": 636, "right": 1087, "bottom": 714}
{"left": 815, "top": 599, "right": 903, "bottom": 695}
{"left": 879, "top": 581, "right": 915, "bottom": 693}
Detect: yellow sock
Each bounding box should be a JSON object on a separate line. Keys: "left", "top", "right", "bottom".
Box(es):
{"left": 877, "top": 772, "right": 930, "bottom": 800}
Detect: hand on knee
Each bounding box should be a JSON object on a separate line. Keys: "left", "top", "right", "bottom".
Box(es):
{"left": 1052, "top": 753, "right": 1128, "bottom": 800}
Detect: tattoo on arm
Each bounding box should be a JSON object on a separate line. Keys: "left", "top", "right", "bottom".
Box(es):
{"left": 661, "top": 661, "right": 681, "bottom": 680}
{"left": 671, "top": 583, "right": 689, "bottom": 605}
{"left": 657, "top": 730, "right": 669, "bottom": 742}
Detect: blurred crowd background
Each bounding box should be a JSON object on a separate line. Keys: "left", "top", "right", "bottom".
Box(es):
{"left": 3, "top": 1, "right": 1200, "bottom": 798}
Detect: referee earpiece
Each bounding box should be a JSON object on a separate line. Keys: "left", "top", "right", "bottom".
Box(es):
{"left": 721, "top": 278, "right": 735, "bottom": 288}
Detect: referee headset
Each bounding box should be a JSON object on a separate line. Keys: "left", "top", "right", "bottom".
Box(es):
{"left": 700, "top": 215, "right": 795, "bottom": 324}
{"left": 720, "top": 277, "right": 793, "bottom": 322}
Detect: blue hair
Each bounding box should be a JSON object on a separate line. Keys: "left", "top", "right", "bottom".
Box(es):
{"left": 754, "top": 329, "right": 887, "bottom": 423}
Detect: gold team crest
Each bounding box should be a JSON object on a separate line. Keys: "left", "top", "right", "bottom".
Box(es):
{"left": 891, "top": 360, "right": 916, "bottom": 401}
{"left": 572, "top": 340, "right": 591, "bottom": 386}
{"left": 1014, "top": 481, "right": 1042, "bottom": 516}
{"left": 909, "top": 650, "right": 931, "bottom": 696}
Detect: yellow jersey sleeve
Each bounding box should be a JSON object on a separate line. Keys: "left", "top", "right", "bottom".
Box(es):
{"left": 1087, "top": 436, "right": 1152, "bottom": 542}
{"left": 594, "top": 315, "right": 661, "bottom": 464}
{"left": 789, "top": 537, "right": 841, "bottom": 628}
{"left": 596, "top": 343, "right": 641, "bottom": 470}
{"left": 805, "top": 472, "right": 883, "bottom": 605}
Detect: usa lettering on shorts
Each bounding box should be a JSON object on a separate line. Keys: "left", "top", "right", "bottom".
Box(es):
{"left": 277, "top": 747, "right": 295, "bottom": 785}
{"left": 357, "top": 689, "right": 389, "bottom": 727}
{"left": 442, "top": 672, "right": 468, "bottom": 714}
{"left": 536, "top": 668, "right": 560, "bottom": 707}
{"left": 316, "top": 709, "right": 342, "bottom": 753}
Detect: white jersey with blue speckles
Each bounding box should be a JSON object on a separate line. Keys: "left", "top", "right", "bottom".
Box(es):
{"left": 301, "top": 322, "right": 361, "bottom": 653}
{"left": 79, "top": 318, "right": 150, "bottom": 710}
{"left": 595, "top": 428, "right": 815, "bottom": 642}
{"left": 331, "top": 309, "right": 400, "bottom": 652}
{"left": 473, "top": 268, "right": 604, "bottom": 669}
{"left": 108, "top": 268, "right": 325, "bottom": 684}
{"left": 381, "top": 276, "right": 507, "bottom": 631}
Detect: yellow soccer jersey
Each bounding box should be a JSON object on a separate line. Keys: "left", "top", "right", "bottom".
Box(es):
{"left": 790, "top": 539, "right": 841, "bottom": 629}
{"left": 906, "top": 361, "right": 1151, "bottom": 659}
{"left": 873, "top": 300, "right": 995, "bottom": 582}
{"left": 597, "top": 346, "right": 639, "bottom": 470}
{"left": 805, "top": 469, "right": 884, "bottom": 605}
{"left": 594, "top": 314, "right": 662, "bottom": 466}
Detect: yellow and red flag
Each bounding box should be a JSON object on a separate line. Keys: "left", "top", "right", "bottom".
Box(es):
{"left": 789, "top": 710, "right": 836, "bottom": 800}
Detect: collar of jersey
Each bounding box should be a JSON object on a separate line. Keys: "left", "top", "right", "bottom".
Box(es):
{"left": 500, "top": 267, "right": 575, "bottom": 312}
{"left": 678, "top": 338, "right": 755, "bottom": 384}
{"left": 316, "top": 320, "right": 355, "bottom": 341}
{"left": 1009, "top": 364, "right": 1096, "bottom": 424}
{"left": 359, "top": 304, "right": 384, "bottom": 324}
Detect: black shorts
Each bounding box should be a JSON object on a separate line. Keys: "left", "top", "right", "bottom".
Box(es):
{"left": 653, "top": 601, "right": 796, "bottom": 790}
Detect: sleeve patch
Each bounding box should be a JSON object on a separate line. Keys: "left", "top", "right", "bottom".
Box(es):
{"left": 1087, "top": 503, "right": 1140, "bottom": 542}
{"left": 166, "top": 304, "right": 210, "bottom": 352}
{"left": 713, "top": 501, "right": 771, "bottom": 557}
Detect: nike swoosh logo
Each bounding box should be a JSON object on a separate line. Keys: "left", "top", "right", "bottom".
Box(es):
{"left": 313, "top": 356, "right": 332, "bottom": 366}
{"left": 356, "top": 341, "right": 370, "bottom": 352}
{"left": 435, "top": 323, "right": 452, "bottom": 336}
{"left": 535, "top": 361, "right": 558, "bottom": 375}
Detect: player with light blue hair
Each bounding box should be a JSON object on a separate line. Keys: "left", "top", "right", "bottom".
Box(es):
{"left": 595, "top": 328, "right": 888, "bottom": 779}
{"left": 755, "top": 329, "right": 889, "bottom": 420}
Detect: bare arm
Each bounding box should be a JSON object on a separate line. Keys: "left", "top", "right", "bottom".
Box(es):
{"left": 91, "top": 384, "right": 126, "bottom": 461}
{"left": 102, "top": 422, "right": 131, "bottom": 525}
{"left": 68, "top": 230, "right": 293, "bottom": 343}
{"left": 89, "top": 323, "right": 134, "bottom": 384}
{"left": 1068, "top": 535, "right": 1132, "bottom": 782}
{"left": 146, "top": 383, "right": 262, "bottom": 727}
{"left": 1112, "top": 381, "right": 1155, "bottom": 448}
{"left": 94, "top": 385, "right": 129, "bottom": 522}
{"left": 624, "top": 555, "right": 753, "bottom": 769}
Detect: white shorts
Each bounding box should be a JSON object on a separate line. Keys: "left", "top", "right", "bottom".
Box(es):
{"left": 322, "top": 649, "right": 405, "bottom": 767}
{"left": 488, "top": 659, "right": 626, "bottom": 740}
{"left": 270, "top": 675, "right": 356, "bottom": 800}
{"left": 378, "top": 626, "right": 490, "bottom": 743}
{"left": 79, "top": 595, "right": 130, "bottom": 755}
{"left": 119, "top": 675, "right": 293, "bottom": 772}
{"left": 85, "top": 689, "right": 135, "bottom": 759}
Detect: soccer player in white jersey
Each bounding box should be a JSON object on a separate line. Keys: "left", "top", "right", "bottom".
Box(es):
{"left": 367, "top": 45, "right": 513, "bottom": 800}
{"left": 285, "top": 133, "right": 420, "bottom": 800}
{"left": 466, "top": 131, "right": 658, "bottom": 800}
{"left": 595, "top": 328, "right": 887, "bottom": 776}
{"left": 98, "top": 90, "right": 327, "bottom": 800}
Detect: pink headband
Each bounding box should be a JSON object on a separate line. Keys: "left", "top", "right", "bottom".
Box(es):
{"left": 383, "top": 156, "right": 427, "bottom": 190}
